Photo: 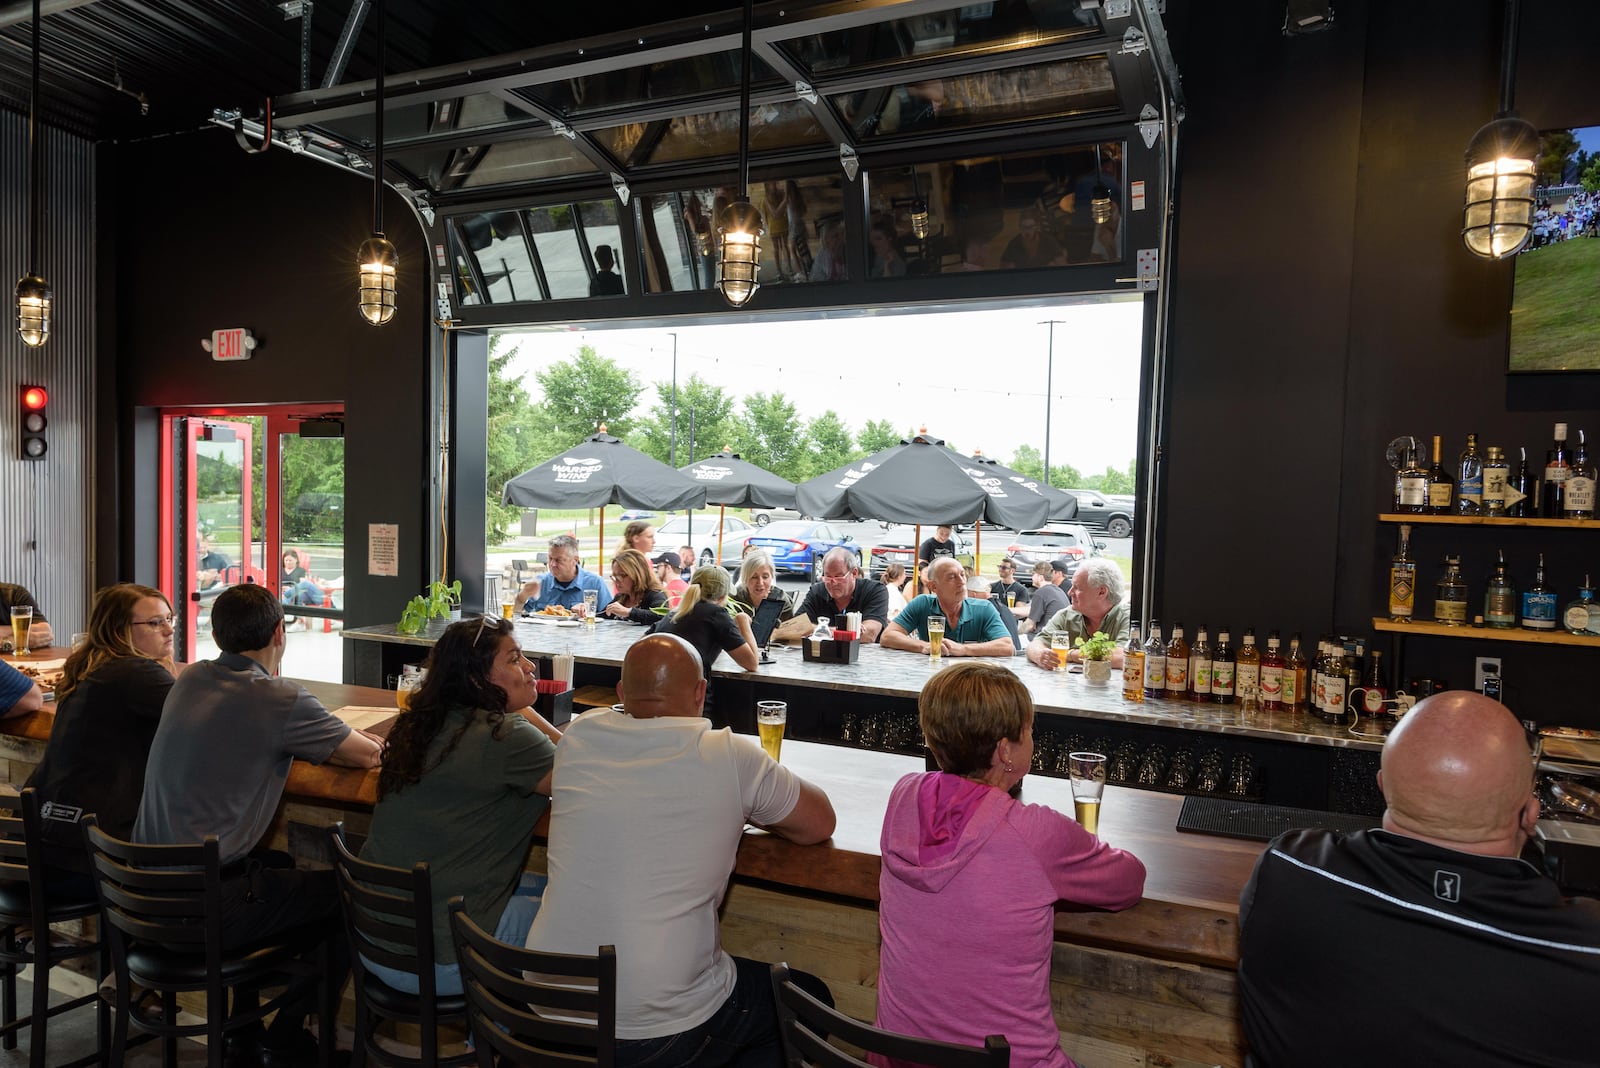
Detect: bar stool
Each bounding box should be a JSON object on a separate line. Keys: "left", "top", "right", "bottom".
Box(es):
{"left": 0, "top": 788, "right": 109, "bottom": 1068}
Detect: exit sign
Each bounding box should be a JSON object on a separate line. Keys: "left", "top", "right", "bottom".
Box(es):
{"left": 208, "top": 328, "right": 256, "bottom": 361}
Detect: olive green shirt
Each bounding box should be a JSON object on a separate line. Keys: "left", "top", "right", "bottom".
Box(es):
{"left": 1037, "top": 600, "right": 1131, "bottom": 648}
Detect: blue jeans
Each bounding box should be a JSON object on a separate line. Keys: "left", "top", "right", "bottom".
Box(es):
{"left": 615, "top": 956, "right": 832, "bottom": 1068}
{"left": 362, "top": 873, "right": 547, "bottom": 997}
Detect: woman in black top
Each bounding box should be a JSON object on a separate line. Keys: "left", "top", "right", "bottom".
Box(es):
{"left": 648, "top": 566, "right": 760, "bottom": 678}
{"left": 600, "top": 548, "right": 669, "bottom": 624}
{"left": 26, "top": 583, "right": 176, "bottom": 891}
{"left": 733, "top": 549, "right": 794, "bottom": 625}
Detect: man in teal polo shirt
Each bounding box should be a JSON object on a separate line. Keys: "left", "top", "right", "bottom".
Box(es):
{"left": 881, "top": 557, "right": 1015, "bottom": 658}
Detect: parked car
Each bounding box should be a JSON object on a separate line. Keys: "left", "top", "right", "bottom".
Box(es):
{"left": 618, "top": 509, "right": 656, "bottom": 522}
{"left": 1004, "top": 524, "right": 1105, "bottom": 578}
{"left": 736, "top": 521, "right": 860, "bottom": 580}
{"left": 1064, "top": 489, "right": 1135, "bottom": 539}
{"left": 868, "top": 526, "right": 976, "bottom": 580}
{"left": 748, "top": 505, "right": 806, "bottom": 527}
{"left": 655, "top": 514, "right": 757, "bottom": 569}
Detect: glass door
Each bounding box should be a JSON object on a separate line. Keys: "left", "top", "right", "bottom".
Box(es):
{"left": 163, "top": 417, "right": 255, "bottom": 661}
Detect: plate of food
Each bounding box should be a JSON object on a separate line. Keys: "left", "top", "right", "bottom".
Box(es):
{"left": 525, "top": 606, "right": 583, "bottom": 627}
{"left": 12, "top": 658, "right": 66, "bottom": 702}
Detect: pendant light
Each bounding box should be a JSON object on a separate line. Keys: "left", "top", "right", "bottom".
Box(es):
{"left": 1462, "top": 0, "right": 1538, "bottom": 260}
{"left": 716, "top": 0, "right": 764, "bottom": 308}
{"left": 1090, "top": 144, "right": 1114, "bottom": 225}
{"left": 15, "top": 0, "right": 50, "bottom": 348}
{"left": 908, "top": 167, "right": 930, "bottom": 239}
{"left": 357, "top": 0, "right": 397, "bottom": 325}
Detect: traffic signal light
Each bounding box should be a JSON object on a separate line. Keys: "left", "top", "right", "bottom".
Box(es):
{"left": 20, "top": 385, "right": 47, "bottom": 461}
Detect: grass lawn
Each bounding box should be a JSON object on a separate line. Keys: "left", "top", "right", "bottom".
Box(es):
{"left": 1509, "top": 238, "right": 1600, "bottom": 371}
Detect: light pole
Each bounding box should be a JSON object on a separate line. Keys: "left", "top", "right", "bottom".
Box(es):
{"left": 668, "top": 331, "right": 679, "bottom": 467}
{"left": 1040, "top": 320, "right": 1064, "bottom": 486}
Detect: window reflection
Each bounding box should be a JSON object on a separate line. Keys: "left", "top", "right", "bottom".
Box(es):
{"left": 649, "top": 101, "right": 827, "bottom": 165}
{"left": 782, "top": 0, "right": 1099, "bottom": 73}
{"left": 447, "top": 199, "right": 629, "bottom": 305}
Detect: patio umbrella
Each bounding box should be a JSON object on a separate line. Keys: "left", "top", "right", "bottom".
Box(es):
{"left": 679, "top": 449, "right": 798, "bottom": 562}
{"left": 966, "top": 451, "right": 1080, "bottom": 573}
{"left": 502, "top": 430, "right": 706, "bottom": 575}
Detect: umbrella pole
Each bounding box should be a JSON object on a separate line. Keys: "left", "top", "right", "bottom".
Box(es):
{"left": 913, "top": 524, "right": 922, "bottom": 594}
{"left": 598, "top": 512, "right": 606, "bottom": 580}
{"left": 975, "top": 521, "right": 982, "bottom": 577}
{"left": 718, "top": 504, "right": 726, "bottom": 568}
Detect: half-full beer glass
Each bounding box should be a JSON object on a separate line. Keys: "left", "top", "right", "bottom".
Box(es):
{"left": 757, "top": 701, "right": 787, "bottom": 761}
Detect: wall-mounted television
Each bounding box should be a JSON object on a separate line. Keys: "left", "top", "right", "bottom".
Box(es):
{"left": 1507, "top": 124, "right": 1600, "bottom": 373}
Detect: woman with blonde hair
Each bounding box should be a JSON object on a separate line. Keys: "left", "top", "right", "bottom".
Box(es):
{"left": 614, "top": 520, "right": 656, "bottom": 557}
{"left": 733, "top": 549, "right": 795, "bottom": 625}
{"left": 648, "top": 565, "right": 760, "bottom": 680}
{"left": 26, "top": 583, "right": 178, "bottom": 890}
{"left": 600, "top": 548, "right": 669, "bottom": 623}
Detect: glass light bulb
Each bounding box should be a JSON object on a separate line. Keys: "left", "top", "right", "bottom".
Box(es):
{"left": 357, "top": 236, "right": 398, "bottom": 325}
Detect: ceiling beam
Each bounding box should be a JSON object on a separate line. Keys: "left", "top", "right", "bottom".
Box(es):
{"left": 0, "top": 0, "right": 100, "bottom": 31}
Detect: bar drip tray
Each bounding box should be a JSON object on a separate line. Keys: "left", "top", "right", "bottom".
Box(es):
{"left": 1176, "top": 796, "right": 1380, "bottom": 842}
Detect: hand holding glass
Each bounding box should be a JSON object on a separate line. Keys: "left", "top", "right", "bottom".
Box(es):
{"left": 1050, "top": 634, "right": 1072, "bottom": 672}
{"left": 1068, "top": 751, "right": 1107, "bottom": 835}
{"left": 757, "top": 701, "right": 787, "bottom": 761}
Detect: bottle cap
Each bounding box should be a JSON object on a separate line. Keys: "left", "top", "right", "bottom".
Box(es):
{"left": 1556, "top": 422, "right": 1568, "bottom": 438}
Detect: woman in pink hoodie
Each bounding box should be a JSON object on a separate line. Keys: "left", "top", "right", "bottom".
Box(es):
{"left": 876, "top": 663, "right": 1146, "bottom": 1067}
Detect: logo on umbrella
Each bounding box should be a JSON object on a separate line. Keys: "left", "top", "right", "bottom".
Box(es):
{"left": 833, "top": 461, "right": 878, "bottom": 489}
{"left": 962, "top": 467, "right": 1009, "bottom": 498}
{"left": 692, "top": 464, "right": 736, "bottom": 481}
{"left": 552, "top": 456, "right": 604, "bottom": 483}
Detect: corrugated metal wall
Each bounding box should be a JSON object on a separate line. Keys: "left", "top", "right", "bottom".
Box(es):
{"left": 1, "top": 109, "right": 95, "bottom": 640}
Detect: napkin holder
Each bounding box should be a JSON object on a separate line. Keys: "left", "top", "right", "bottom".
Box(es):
{"left": 802, "top": 635, "right": 860, "bottom": 664}
{"left": 533, "top": 677, "right": 575, "bottom": 726}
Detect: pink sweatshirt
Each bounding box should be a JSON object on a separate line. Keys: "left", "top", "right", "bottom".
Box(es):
{"left": 876, "top": 772, "right": 1146, "bottom": 1068}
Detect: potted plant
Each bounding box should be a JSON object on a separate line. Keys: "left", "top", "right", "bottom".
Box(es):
{"left": 1075, "top": 631, "right": 1117, "bottom": 684}
{"left": 397, "top": 579, "right": 463, "bottom": 635}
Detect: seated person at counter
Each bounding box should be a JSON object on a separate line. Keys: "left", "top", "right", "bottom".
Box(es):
{"left": 516, "top": 533, "right": 613, "bottom": 615}
{"left": 882, "top": 557, "right": 1015, "bottom": 658}
{"left": 0, "top": 661, "right": 44, "bottom": 718}
{"left": 917, "top": 524, "right": 958, "bottom": 570}
{"left": 0, "top": 580, "right": 53, "bottom": 650}
{"left": 773, "top": 547, "right": 889, "bottom": 643}
{"left": 648, "top": 566, "right": 760, "bottom": 678}
{"left": 877, "top": 663, "right": 1145, "bottom": 1068}
{"left": 361, "top": 616, "right": 561, "bottom": 995}
{"left": 732, "top": 548, "right": 795, "bottom": 625}
{"left": 25, "top": 583, "right": 175, "bottom": 893}
{"left": 1025, "top": 558, "right": 1129, "bottom": 669}
{"left": 990, "top": 557, "right": 1031, "bottom": 617}
{"left": 601, "top": 548, "right": 670, "bottom": 624}
{"left": 527, "top": 633, "right": 837, "bottom": 1068}
{"left": 1022, "top": 560, "right": 1069, "bottom": 636}
{"left": 1238, "top": 691, "right": 1600, "bottom": 1068}
{"left": 134, "top": 583, "right": 382, "bottom": 1064}
{"left": 654, "top": 551, "right": 689, "bottom": 605}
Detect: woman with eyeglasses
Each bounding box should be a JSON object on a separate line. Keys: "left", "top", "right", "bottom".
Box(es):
{"left": 359, "top": 616, "right": 561, "bottom": 995}
{"left": 600, "top": 548, "right": 668, "bottom": 623}
{"left": 25, "top": 583, "right": 177, "bottom": 893}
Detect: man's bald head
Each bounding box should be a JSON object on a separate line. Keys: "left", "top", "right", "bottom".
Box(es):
{"left": 618, "top": 633, "right": 707, "bottom": 719}
{"left": 1379, "top": 691, "right": 1537, "bottom": 856}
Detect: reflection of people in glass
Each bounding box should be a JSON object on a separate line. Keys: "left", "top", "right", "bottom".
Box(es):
{"left": 589, "top": 244, "right": 625, "bottom": 296}
{"left": 763, "top": 181, "right": 797, "bottom": 282}
{"left": 809, "top": 221, "right": 848, "bottom": 282}
{"left": 280, "top": 550, "right": 324, "bottom": 607}
{"left": 196, "top": 531, "right": 231, "bottom": 590}
{"left": 959, "top": 234, "right": 992, "bottom": 272}
{"left": 869, "top": 220, "right": 907, "bottom": 278}
{"left": 682, "top": 193, "right": 713, "bottom": 286}
{"left": 786, "top": 181, "right": 813, "bottom": 276}
{"left": 1000, "top": 208, "right": 1067, "bottom": 269}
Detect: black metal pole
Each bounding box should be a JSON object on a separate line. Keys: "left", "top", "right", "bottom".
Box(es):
{"left": 27, "top": 0, "right": 41, "bottom": 270}
{"left": 1498, "top": 0, "right": 1520, "bottom": 114}
{"left": 737, "top": 0, "right": 753, "bottom": 200}
{"left": 669, "top": 332, "right": 679, "bottom": 467}
{"left": 373, "top": 0, "right": 385, "bottom": 234}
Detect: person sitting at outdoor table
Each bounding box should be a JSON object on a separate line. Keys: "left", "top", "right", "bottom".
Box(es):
{"left": 1025, "top": 558, "right": 1130, "bottom": 670}
{"left": 360, "top": 616, "right": 561, "bottom": 995}
{"left": 1021, "top": 560, "right": 1069, "bottom": 636}
{"left": 654, "top": 552, "right": 689, "bottom": 605}
{"left": 647, "top": 566, "right": 760, "bottom": 680}
{"left": 0, "top": 661, "right": 44, "bottom": 719}
{"left": 0, "top": 580, "right": 53, "bottom": 650}
{"left": 516, "top": 533, "right": 613, "bottom": 615}
{"left": 881, "top": 557, "right": 1015, "bottom": 658}
{"left": 24, "top": 583, "right": 177, "bottom": 894}
{"left": 876, "top": 662, "right": 1145, "bottom": 1068}
{"left": 881, "top": 562, "right": 910, "bottom": 616}
{"left": 773, "top": 547, "right": 889, "bottom": 643}
{"left": 601, "top": 548, "right": 669, "bottom": 624}
{"left": 677, "top": 545, "right": 695, "bottom": 581}
{"left": 732, "top": 549, "right": 795, "bottom": 625}
{"left": 990, "top": 557, "right": 1031, "bottom": 617}
{"left": 613, "top": 520, "right": 656, "bottom": 557}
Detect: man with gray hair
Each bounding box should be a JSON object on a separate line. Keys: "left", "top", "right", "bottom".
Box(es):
{"left": 1026, "top": 556, "right": 1129, "bottom": 669}
{"left": 881, "top": 556, "right": 1014, "bottom": 657}
{"left": 516, "top": 533, "right": 613, "bottom": 614}
{"left": 774, "top": 546, "right": 888, "bottom": 642}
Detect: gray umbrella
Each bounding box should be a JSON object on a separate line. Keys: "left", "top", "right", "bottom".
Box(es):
{"left": 966, "top": 452, "right": 1079, "bottom": 522}
{"left": 679, "top": 450, "right": 799, "bottom": 562}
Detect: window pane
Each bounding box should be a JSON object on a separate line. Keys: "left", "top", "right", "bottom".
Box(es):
{"left": 579, "top": 201, "right": 626, "bottom": 298}
{"left": 526, "top": 52, "right": 779, "bottom": 116}
{"left": 648, "top": 101, "right": 828, "bottom": 164}
{"left": 782, "top": 1, "right": 1100, "bottom": 73}
{"left": 314, "top": 93, "right": 538, "bottom": 146}
{"left": 460, "top": 138, "right": 598, "bottom": 188}
{"left": 450, "top": 212, "right": 541, "bottom": 304}
{"left": 526, "top": 206, "right": 586, "bottom": 300}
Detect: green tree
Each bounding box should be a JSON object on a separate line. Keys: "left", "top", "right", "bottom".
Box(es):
{"left": 732, "top": 392, "right": 805, "bottom": 481}
{"left": 1583, "top": 155, "right": 1600, "bottom": 194}
{"left": 1538, "top": 129, "right": 1580, "bottom": 187}
{"left": 631, "top": 374, "right": 738, "bottom": 466}
{"left": 532, "top": 345, "right": 644, "bottom": 443}
{"left": 485, "top": 338, "right": 552, "bottom": 544}
{"left": 1082, "top": 459, "right": 1136, "bottom": 495}
{"left": 857, "top": 419, "right": 901, "bottom": 455}
{"left": 1009, "top": 445, "right": 1044, "bottom": 480}
{"left": 802, "top": 410, "right": 855, "bottom": 478}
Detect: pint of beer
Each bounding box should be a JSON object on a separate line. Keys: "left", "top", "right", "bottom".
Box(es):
{"left": 9, "top": 607, "right": 32, "bottom": 656}
{"left": 927, "top": 616, "right": 945, "bottom": 661}
{"left": 757, "top": 701, "right": 787, "bottom": 761}
{"left": 1068, "top": 752, "right": 1107, "bottom": 836}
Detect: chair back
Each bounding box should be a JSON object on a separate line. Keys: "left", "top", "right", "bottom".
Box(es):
{"left": 770, "top": 963, "right": 1009, "bottom": 1068}
{"left": 84, "top": 817, "right": 221, "bottom": 957}
{"left": 0, "top": 790, "right": 47, "bottom": 923}
{"left": 447, "top": 898, "right": 616, "bottom": 1068}
{"left": 327, "top": 823, "right": 442, "bottom": 1000}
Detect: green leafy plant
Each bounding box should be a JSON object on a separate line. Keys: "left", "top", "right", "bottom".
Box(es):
{"left": 1074, "top": 630, "right": 1117, "bottom": 662}
{"left": 398, "top": 579, "right": 462, "bottom": 634}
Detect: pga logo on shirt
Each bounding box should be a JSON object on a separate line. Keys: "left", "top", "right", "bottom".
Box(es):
{"left": 1433, "top": 869, "right": 1462, "bottom": 903}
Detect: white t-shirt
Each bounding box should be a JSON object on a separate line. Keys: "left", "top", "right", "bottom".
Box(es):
{"left": 526, "top": 709, "right": 801, "bottom": 1039}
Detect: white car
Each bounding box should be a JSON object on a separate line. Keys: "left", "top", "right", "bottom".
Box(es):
{"left": 656, "top": 514, "right": 758, "bottom": 570}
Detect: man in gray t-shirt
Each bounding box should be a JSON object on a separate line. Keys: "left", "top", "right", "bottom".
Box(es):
{"left": 1023, "top": 560, "right": 1069, "bottom": 635}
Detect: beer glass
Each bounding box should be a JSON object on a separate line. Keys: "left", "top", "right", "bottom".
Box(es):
{"left": 9, "top": 606, "right": 32, "bottom": 656}
{"left": 396, "top": 666, "right": 424, "bottom": 712}
{"left": 1068, "top": 751, "right": 1107, "bottom": 835}
{"left": 757, "top": 701, "right": 787, "bottom": 761}
{"left": 1051, "top": 633, "right": 1071, "bottom": 672}
{"left": 927, "top": 616, "right": 945, "bottom": 661}
{"left": 501, "top": 597, "right": 516, "bottom": 620}
{"left": 1006, "top": 591, "right": 1017, "bottom": 608}
{"left": 583, "top": 589, "right": 599, "bottom": 628}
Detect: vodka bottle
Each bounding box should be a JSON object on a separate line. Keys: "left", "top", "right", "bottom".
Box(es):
{"left": 1521, "top": 552, "right": 1558, "bottom": 630}
{"left": 1564, "top": 430, "right": 1596, "bottom": 520}
{"left": 1456, "top": 433, "right": 1483, "bottom": 514}
{"left": 1484, "top": 550, "right": 1517, "bottom": 629}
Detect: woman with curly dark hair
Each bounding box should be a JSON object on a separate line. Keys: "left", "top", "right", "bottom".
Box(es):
{"left": 359, "top": 616, "right": 561, "bottom": 994}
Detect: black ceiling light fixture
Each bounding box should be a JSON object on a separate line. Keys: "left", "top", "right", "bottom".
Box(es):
{"left": 1090, "top": 144, "right": 1114, "bottom": 225}
{"left": 1462, "top": 0, "right": 1538, "bottom": 260}
{"left": 716, "top": 0, "right": 764, "bottom": 308}
{"left": 357, "top": 0, "right": 397, "bottom": 324}
{"left": 15, "top": 0, "right": 51, "bottom": 348}
{"left": 908, "top": 167, "right": 931, "bottom": 240}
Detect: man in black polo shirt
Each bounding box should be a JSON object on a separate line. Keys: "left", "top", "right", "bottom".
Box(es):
{"left": 773, "top": 547, "right": 889, "bottom": 643}
{"left": 1238, "top": 691, "right": 1600, "bottom": 1068}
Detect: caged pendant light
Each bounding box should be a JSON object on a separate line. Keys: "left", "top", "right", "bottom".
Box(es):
{"left": 357, "top": 0, "right": 397, "bottom": 325}
{"left": 15, "top": 0, "right": 51, "bottom": 348}
{"left": 716, "top": 0, "right": 764, "bottom": 308}
{"left": 1090, "top": 144, "right": 1114, "bottom": 226}
{"left": 1462, "top": 0, "right": 1539, "bottom": 260}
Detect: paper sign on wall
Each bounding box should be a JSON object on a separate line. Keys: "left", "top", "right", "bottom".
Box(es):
{"left": 368, "top": 524, "right": 399, "bottom": 577}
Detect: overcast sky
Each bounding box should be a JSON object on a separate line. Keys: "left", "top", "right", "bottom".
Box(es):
{"left": 502, "top": 297, "right": 1145, "bottom": 475}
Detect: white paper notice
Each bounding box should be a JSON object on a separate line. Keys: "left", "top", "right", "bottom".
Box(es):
{"left": 368, "top": 523, "right": 399, "bottom": 577}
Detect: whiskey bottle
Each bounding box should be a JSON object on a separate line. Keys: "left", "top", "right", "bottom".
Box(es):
{"left": 1236, "top": 629, "right": 1261, "bottom": 707}
{"left": 1521, "top": 552, "right": 1558, "bottom": 630}
{"left": 1565, "top": 577, "right": 1597, "bottom": 636}
{"left": 1165, "top": 623, "right": 1190, "bottom": 700}
{"left": 1211, "top": 629, "right": 1236, "bottom": 704}
{"left": 1123, "top": 624, "right": 1146, "bottom": 702}
{"left": 1426, "top": 435, "right": 1455, "bottom": 514}
{"left": 1388, "top": 523, "right": 1416, "bottom": 621}
{"left": 1396, "top": 445, "right": 1428, "bottom": 514}
{"left": 1481, "top": 445, "right": 1510, "bottom": 515}
{"left": 1564, "top": 429, "right": 1596, "bottom": 520}
{"left": 1144, "top": 621, "right": 1166, "bottom": 700}
{"left": 1542, "top": 423, "right": 1571, "bottom": 518}
{"left": 1260, "top": 632, "right": 1285, "bottom": 712}
{"left": 1484, "top": 549, "right": 1517, "bottom": 629}
{"left": 1456, "top": 433, "right": 1483, "bottom": 514}
{"left": 1509, "top": 446, "right": 1536, "bottom": 518}
{"left": 1189, "top": 624, "right": 1213, "bottom": 703}
{"left": 1285, "top": 634, "right": 1308, "bottom": 710}
{"left": 1433, "top": 554, "right": 1468, "bottom": 626}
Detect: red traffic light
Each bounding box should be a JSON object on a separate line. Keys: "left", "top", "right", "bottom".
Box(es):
{"left": 21, "top": 386, "right": 47, "bottom": 410}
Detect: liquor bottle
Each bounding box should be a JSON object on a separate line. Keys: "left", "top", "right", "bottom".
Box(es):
{"left": 1211, "top": 629, "right": 1236, "bottom": 704}
{"left": 1481, "top": 445, "right": 1510, "bottom": 515}
{"left": 1343, "top": 637, "right": 1365, "bottom": 702}
{"left": 1396, "top": 444, "right": 1428, "bottom": 514}
{"left": 1542, "top": 423, "right": 1571, "bottom": 518}
{"left": 1260, "top": 632, "right": 1285, "bottom": 712}
{"left": 1564, "top": 429, "right": 1596, "bottom": 520}
{"left": 1286, "top": 634, "right": 1308, "bottom": 710}
{"left": 1311, "top": 640, "right": 1328, "bottom": 715}
{"left": 1189, "top": 624, "right": 1213, "bottom": 703}
{"left": 1123, "top": 623, "right": 1146, "bottom": 702}
{"left": 1426, "top": 435, "right": 1455, "bottom": 514}
{"left": 1484, "top": 549, "right": 1517, "bottom": 629}
{"left": 1236, "top": 629, "right": 1261, "bottom": 707}
{"left": 1388, "top": 523, "right": 1416, "bottom": 621}
{"left": 1360, "top": 650, "right": 1390, "bottom": 718}
{"left": 1456, "top": 433, "right": 1483, "bottom": 514}
{"left": 1324, "top": 641, "right": 1349, "bottom": 719}
{"left": 1509, "top": 446, "right": 1536, "bottom": 518}
{"left": 1521, "top": 552, "right": 1558, "bottom": 630}
{"left": 1566, "top": 576, "right": 1597, "bottom": 636}
{"left": 1144, "top": 621, "right": 1166, "bottom": 700}
{"left": 1165, "top": 622, "right": 1190, "bottom": 700}
{"left": 1433, "top": 554, "right": 1468, "bottom": 626}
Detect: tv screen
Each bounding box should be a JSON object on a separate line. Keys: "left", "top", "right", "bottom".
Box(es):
{"left": 1507, "top": 124, "right": 1600, "bottom": 372}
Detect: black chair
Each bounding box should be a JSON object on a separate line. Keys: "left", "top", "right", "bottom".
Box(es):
{"left": 0, "top": 788, "right": 108, "bottom": 1068}
{"left": 327, "top": 823, "right": 473, "bottom": 1067}
{"left": 447, "top": 898, "right": 616, "bottom": 1068}
{"left": 770, "top": 962, "right": 1009, "bottom": 1068}
{"left": 84, "top": 816, "right": 336, "bottom": 1068}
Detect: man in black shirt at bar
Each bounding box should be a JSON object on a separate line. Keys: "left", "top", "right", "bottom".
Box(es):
{"left": 1238, "top": 691, "right": 1600, "bottom": 1068}
{"left": 773, "top": 547, "right": 888, "bottom": 643}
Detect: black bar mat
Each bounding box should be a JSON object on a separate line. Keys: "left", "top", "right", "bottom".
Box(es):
{"left": 1176, "top": 795, "right": 1381, "bottom": 842}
